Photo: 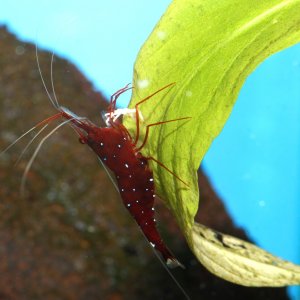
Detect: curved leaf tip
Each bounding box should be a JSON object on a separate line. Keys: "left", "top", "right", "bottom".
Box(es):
{"left": 191, "top": 223, "right": 300, "bottom": 286}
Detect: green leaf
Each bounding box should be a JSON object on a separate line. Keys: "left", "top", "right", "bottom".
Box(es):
{"left": 124, "top": 0, "right": 300, "bottom": 285}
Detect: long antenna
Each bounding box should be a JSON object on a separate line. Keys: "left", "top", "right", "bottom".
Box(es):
{"left": 20, "top": 118, "right": 80, "bottom": 196}
{"left": 35, "top": 43, "right": 58, "bottom": 109}
{"left": 14, "top": 124, "right": 49, "bottom": 166}
{"left": 97, "top": 157, "right": 119, "bottom": 191}
{"left": 0, "top": 126, "right": 38, "bottom": 156}
{"left": 50, "top": 52, "right": 60, "bottom": 107}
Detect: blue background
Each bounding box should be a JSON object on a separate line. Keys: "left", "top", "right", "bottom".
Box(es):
{"left": 0, "top": 1, "right": 299, "bottom": 299}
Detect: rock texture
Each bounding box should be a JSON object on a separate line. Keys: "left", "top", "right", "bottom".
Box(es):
{"left": 0, "top": 26, "right": 289, "bottom": 300}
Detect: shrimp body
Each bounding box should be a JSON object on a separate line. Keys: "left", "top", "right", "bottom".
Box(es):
{"left": 57, "top": 86, "right": 185, "bottom": 268}
{"left": 84, "top": 124, "right": 178, "bottom": 266}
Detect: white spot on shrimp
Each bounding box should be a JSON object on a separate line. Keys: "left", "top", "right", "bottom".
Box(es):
{"left": 150, "top": 242, "right": 155, "bottom": 248}
{"left": 136, "top": 200, "right": 139, "bottom": 203}
{"left": 123, "top": 137, "right": 127, "bottom": 141}
{"left": 152, "top": 195, "right": 155, "bottom": 198}
{"left": 127, "top": 204, "right": 131, "bottom": 208}
{"left": 137, "top": 79, "right": 149, "bottom": 89}
{"left": 145, "top": 188, "right": 149, "bottom": 191}
{"left": 116, "top": 175, "right": 120, "bottom": 179}
{"left": 129, "top": 175, "right": 132, "bottom": 178}
{"left": 103, "top": 157, "right": 107, "bottom": 161}
{"left": 157, "top": 30, "right": 167, "bottom": 40}
{"left": 152, "top": 208, "right": 155, "bottom": 211}
{"left": 113, "top": 155, "right": 117, "bottom": 158}
{"left": 145, "top": 222, "right": 148, "bottom": 226}
{"left": 154, "top": 219, "right": 156, "bottom": 222}
{"left": 149, "top": 178, "right": 154, "bottom": 182}
{"left": 117, "top": 144, "right": 121, "bottom": 148}
{"left": 100, "top": 142, "right": 104, "bottom": 146}
{"left": 185, "top": 90, "right": 193, "bottom": 97}
{"left": 132, "top": 188, "right": 136, "bottom": 192}
{"left": 125, "top": 163, "right": 129, "bottom": 168}
{"left": 121, "top": 188, "right": 125, "bottom": 192}
{"left": 142, "top": 211, "right": 144, "bottom": 214}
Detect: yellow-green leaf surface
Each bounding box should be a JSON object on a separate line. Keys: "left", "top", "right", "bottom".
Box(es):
{"left": 124, "top": 0, "right": 300, "bottom": 285}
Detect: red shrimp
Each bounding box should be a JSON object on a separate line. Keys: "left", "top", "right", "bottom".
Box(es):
{"left": 13, "top": 81, "right": 190, "bottom": 268}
